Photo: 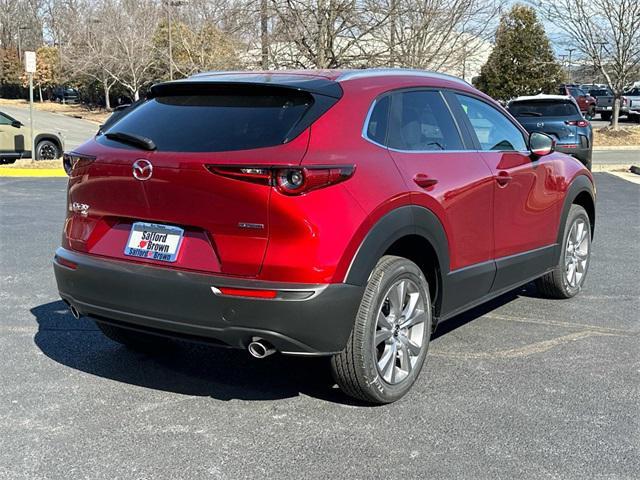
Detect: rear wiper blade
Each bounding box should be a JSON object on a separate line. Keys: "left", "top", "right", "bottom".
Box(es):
{"left": 516, "top": 111, "right": 543, "bottom": 116}
{"left": 105, "top": 131, "right": 156, "bottom": 151}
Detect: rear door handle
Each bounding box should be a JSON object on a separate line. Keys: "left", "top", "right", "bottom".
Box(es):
{"left": 495, "top": 171, "right": 512, "bottom": 187}
{"left": 413, "top": 173, "right": 438, "bottom": 189}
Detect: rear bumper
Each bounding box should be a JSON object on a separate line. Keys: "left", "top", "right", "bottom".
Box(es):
{"left": 596, "top": 106, "right": 629, "bottom": 114}
{"left": 555, "top": 145, "right": 591, "bottom": 165}
{"left": 53, "top": 248, "right": 363, "bottom": 355}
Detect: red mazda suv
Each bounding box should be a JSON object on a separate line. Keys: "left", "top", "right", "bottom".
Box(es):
{"left": 54, "top": 69, "right": 595, "bottom": 404}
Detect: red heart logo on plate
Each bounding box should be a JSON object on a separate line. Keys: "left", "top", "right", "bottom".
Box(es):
{"left": 139, "top": 240, "right": 148, "bottom": 248}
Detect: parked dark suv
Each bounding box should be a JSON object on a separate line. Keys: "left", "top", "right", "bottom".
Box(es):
{"left": 507, "top": 94, "right": 593, "bottom": 169}
{"left": 54, "top": 69, "right": 595, "bottom": 403}
{"left": 52, "top": 86, "right": 79, "bottom": 104}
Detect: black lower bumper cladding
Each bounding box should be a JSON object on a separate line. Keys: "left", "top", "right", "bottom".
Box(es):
{"left": 53, "top": 248, "right": 363, "bottom": 355}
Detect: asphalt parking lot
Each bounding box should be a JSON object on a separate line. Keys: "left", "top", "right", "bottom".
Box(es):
{"left": 0, "top": 173, "right": 638, "bottom": 479}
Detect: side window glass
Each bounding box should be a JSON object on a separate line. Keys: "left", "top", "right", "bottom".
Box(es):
{"left": 387, "top": 91, "right": 463, "bottom": 151}
{"left": 455, "top": 94, "right": 527, "bottom": 152}
{"left": 366, "top": 95, "right": 390, "bottom": 145}
{"left": 0, "top": 114, "right": 13, "bottom": 126}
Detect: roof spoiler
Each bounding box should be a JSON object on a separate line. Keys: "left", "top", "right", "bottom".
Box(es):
{"left": 150, "top": 74, "right": 343, "bottom": 99}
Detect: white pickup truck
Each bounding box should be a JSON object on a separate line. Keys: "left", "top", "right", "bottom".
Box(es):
{"left": 625, "top": 87, "right": 640, "bottom": 123}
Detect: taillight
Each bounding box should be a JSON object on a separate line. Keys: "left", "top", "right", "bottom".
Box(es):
{"left": 206, "top": 165, "right": 355, "bottom": 195}
{"left": 63, "top": 152, "right": 96, "bottom": 175}
{"left": 565, "top": 120, "right": 590, "bottom": 128}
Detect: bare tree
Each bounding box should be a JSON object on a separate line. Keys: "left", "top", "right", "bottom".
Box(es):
{"left": 382, "top": 0, "right": 499, "bottom": 76}
{"left": 268, "top": 0, "right": 390, "bottom": 68}
{"left": 535, "top": 0, "right": 640, "bottom": 128}
{"left": 101, "top": 0, "right": 160, "bottom": 101}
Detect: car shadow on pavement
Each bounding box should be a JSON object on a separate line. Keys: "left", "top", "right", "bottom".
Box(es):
{"left": 31, "top": 300, "right": 358, "bottom": 405}
{"left": 32, "top": 290, "right": 532, "bottom": 404}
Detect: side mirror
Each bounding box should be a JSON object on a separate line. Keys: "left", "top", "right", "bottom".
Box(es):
{"left": 11, "top": 120, "right": 22, "bottom": 128}
{"left": 529, "top": 132, "right": 555, "bottom": 158}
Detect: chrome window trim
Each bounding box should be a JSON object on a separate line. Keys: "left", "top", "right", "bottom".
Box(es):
{"left": 362, "top": 89, "right": 470, "bottom": 153}
{"left": 361, "top": 88, "right": 534, "bottom": 156}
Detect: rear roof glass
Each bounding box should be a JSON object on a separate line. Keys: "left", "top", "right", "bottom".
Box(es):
{"left": 508, "top": 100, "right": 579, "bottom": 117}
{"left": 99, "top": 86, "right": 314, "bottom": 152}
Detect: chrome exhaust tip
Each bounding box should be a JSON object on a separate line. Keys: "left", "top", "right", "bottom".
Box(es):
{"left": 248, "top": 338, "right": 276, "bottom": 359}
{"left": 69, "top": 305, "right": 81, "bottom": 320}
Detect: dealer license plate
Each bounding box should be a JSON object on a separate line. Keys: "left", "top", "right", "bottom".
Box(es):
{"left": 124, "top": 222, "right": 184, "bottom": 263}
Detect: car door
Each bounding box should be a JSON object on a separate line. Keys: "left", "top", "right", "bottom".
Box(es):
{"left": 378, "top": 89, "right": 496, "bottom": 312}
{"left": 450, "top": 93, "right": 561, "bottom": 293}
{"left": 0, "top": 113, "right": 17, "bottom": 158}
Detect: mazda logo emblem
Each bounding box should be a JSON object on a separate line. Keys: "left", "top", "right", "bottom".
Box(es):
{"left": 132, "top": 159, "right": 153, "bottom": 181}
{"left": 537, "top": 122, "right": 545, "bottom": 128}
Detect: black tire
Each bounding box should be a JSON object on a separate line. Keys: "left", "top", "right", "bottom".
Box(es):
{"left": 600, "top": 111, "right": 612, "bottom": 122}
{"left": 585, "top": 106, "right": 595, "bottom": 120}
{"left": 95, "top": 321, "right": 172, "bottom": 353}
{"left": 35, "top": 139, "right": 60, "bottom": 160}
{"left": 536, "top": 205, "right": 591, "bottom": 299}
{"left": 331, "top": 255, "right": 432, "bottom": 404}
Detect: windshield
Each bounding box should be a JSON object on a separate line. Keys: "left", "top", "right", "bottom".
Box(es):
{"left": 99, "top": 87, "right": 313, "bottom": 152}
{"left": 508, "top": 101, "right": 579, "bottom": 117}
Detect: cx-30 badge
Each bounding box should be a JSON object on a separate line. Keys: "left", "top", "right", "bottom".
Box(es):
{"left": 132, "top": 159, "right": 153, "bottom": 180}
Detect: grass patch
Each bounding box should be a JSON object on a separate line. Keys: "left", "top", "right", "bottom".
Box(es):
{"left": 0, "top": 98, "right": 109, "bottom": 124}
{"left": 0, "top": 159, "right": 62, "bottom": 169}
{"left": 593, "top": 125, "right": 640, "bottom": 147}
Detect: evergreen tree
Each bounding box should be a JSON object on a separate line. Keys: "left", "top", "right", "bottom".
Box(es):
{"left": 474, "top": 5, "right": 564, "bottom": 100}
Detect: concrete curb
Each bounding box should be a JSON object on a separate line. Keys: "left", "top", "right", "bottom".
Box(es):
{"left": 0, "top": 168, "right": 66, "bottom": 177}
{"left": 593, "top": 145, "right": 640, "bottom": 151}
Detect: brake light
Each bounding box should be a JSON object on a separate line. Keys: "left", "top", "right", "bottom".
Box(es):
{"left": 565, "top": 120, "right": 590, "bottom": 127}
{"left": 206, "top": 165, "right": 355, "bottom": 195}
{"left": 63, "top": 152, "right": 96, "bottom": 175}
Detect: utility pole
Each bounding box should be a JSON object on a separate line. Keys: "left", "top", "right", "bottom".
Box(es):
{"left": 168, "top": 3, "right": 173, "bottom": 80}
{"left": 260, "top": 0, "right": 268, "bottom": 69}
{"left": 165, "top": 0, "right": 188, "bottom": 80}
{"left": 566, "top": 48, "right": 576, "bottom": 83}
{"left": 24, "top": 51, "right": 36, "bottom": 162}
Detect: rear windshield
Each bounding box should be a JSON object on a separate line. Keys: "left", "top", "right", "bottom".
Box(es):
{"left": 100, "top": 87, "right": 313, "bottom": 152}
{"left": 508, "top": 101, "right": 579, "bottom": 117}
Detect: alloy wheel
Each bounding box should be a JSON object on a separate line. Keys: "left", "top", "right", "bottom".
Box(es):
{"left": 374, "top": 278, "right": 427, "bottom": 385}
{"left": 37, "top": 143, "right": 58, "bottom": 160}
{"left": 565, "top": 218, "right": 589, "bottom": 288}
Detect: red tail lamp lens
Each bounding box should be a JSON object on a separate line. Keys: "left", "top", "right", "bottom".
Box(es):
{"left": 63, "top": 152, "right": 96, "bottom": 176}
{"left": 274, "top": 166, "right": 355, "bottom": 195}
{"left": 206, "top": 165, "right": 355, "bottom": 195}
{"left": 565, "top": 120, "right": 589, "bottom": 127}
{"left": 206, "top": 166, "right": 272, "bottom": 185}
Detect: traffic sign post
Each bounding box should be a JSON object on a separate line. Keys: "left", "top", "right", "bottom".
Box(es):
{"left": 24, "top": 51, "right": 36, "bottom": 162}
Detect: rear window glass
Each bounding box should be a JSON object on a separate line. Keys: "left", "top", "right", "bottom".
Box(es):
{"left": 387, "top": 91, "right": 463, "bottom": 151}
{"left": 508, "top": 101, "right": 579, "bottom": 117}
{"left": 100, "top": 88, "right": 313, "bottom": 152}
{"left": 589, "top": 89, "right": 612, "bottom": 96}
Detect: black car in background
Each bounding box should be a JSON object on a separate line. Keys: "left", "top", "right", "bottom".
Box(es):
{"left": 507, "top": 94, "right": 593, "bottom": 170}
{"left": 52, "top": 86, "right": 79, "bottom": 104}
